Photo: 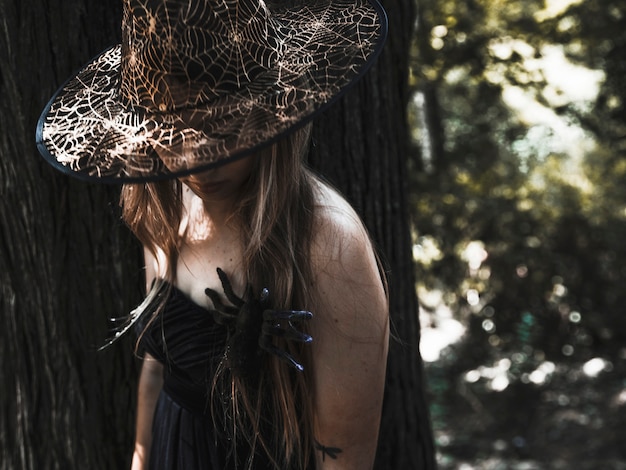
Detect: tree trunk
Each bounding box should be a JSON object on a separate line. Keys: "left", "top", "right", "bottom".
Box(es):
{"left": 1, "top": 1, "right": 140, "bottom": 469}
{"left": 1, "top": 0, "right": 435, "bottom": 468}
{"left": 309, "top": 0, "right": 436, "bottom": 468}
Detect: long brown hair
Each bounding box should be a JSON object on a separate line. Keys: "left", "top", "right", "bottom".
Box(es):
{"left": 120, "top": 124, "right": 317, "bottom": 469}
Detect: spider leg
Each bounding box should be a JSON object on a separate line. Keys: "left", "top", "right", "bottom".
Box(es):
{"left": 264, "top": 325, "right": 313, "bottom": 343}
{"left": 204, "top": 286, "right": 239, "bottom": 326}
{"left": 216, "top": 268, "right": 245, "bottom": 307}
{"left": 262, "top": 310, "right": 313, "bottom": 343}
{"left": 259, "top": 339, "right": 305, "bottom": 371}
{"left": 204, "top": 286, "right": 227, "bottom": 310}
{"left": 264, "top": 309, "right": 313, "bottom": 322}
{"left": 263, "top": 309, "right": 313, "bottom": 341}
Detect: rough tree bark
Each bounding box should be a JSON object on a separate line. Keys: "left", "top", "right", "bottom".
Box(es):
{"left": 0, "top": 1, "right": 139, "bottom": 469}
{"left": 1, "top": 0, "right": 435, "bottom": 468}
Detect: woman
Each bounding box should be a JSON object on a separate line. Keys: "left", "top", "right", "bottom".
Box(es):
{"left": 36, "top": 0, "right": 389, "bottom": 468}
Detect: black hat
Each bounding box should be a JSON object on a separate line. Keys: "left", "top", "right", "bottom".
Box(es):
{"left": 36, "top": 0, "right": 387, "bottom": 182}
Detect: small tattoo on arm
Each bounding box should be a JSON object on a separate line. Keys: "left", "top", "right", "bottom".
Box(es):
{"left": 315, "top": 440, "right": 343, "bottom": 461}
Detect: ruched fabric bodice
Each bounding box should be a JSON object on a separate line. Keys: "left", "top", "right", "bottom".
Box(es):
{"left": 140, "top": 283, "right": 227, "bottom": 415}
{"left": 138, "top": 282, "right": 276, "bottom": 470}
{"left": 138, "top": 282, "right": 229, "bottom": 469}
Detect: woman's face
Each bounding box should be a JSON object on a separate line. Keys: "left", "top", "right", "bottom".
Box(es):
{"left": 178, "top": 155, "right": 256, "bottom": 203}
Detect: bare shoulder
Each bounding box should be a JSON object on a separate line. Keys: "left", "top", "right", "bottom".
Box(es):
{"left": 308, "top": 179, "right": 388, "bottom": 335}
{"left": 311, "top": 182, "right": 375, "bottom": 274}
{"left": 307, "top": 181, "right": 389, "bottom": 468}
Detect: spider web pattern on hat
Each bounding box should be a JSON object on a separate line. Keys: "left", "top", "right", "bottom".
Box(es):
{"left": 36, "top": 0, "right": 387, "bottom": 183}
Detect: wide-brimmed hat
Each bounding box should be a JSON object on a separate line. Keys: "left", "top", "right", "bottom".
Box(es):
{"left": 36, "top": 0, "right": 387, "bottom": 183}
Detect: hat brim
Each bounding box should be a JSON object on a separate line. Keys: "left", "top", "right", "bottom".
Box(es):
{"left": 36, "top": 0, "right": 388, "bottom": 183}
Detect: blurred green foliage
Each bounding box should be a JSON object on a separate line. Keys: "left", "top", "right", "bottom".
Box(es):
{"left": 409, "top": 0, "right": 626, "bottom": 465}
{"left": 411, "top": 0, "right": 626, "bottom": 364}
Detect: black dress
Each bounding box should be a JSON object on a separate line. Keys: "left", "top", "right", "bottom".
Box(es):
{"left": 139, "top": 282, "right": 273, "bottom": 470}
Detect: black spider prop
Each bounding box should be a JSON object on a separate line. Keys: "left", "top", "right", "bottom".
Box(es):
{"left": 204, "top": 268, "right": 312, "bottom": 379}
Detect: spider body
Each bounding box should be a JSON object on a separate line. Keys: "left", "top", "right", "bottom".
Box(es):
{"left": 204, "top": 268, "right": 312, "bottom": 380}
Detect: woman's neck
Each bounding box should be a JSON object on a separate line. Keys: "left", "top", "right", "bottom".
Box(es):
{"left": 173, "top": 185, "right": 246, "bottom": 304}
{"left": 180, "top": 185, "right": 239, "bottom": 243}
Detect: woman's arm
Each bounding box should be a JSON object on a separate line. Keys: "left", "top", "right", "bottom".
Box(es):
{"left": 131, "top": 353, "right": 164, "bottom": 470}
{"left": 131, "top": 246, "right": 164, "bottom": 469}
{"left": 308, "top": 206, "right": 389, "bottom": 470}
